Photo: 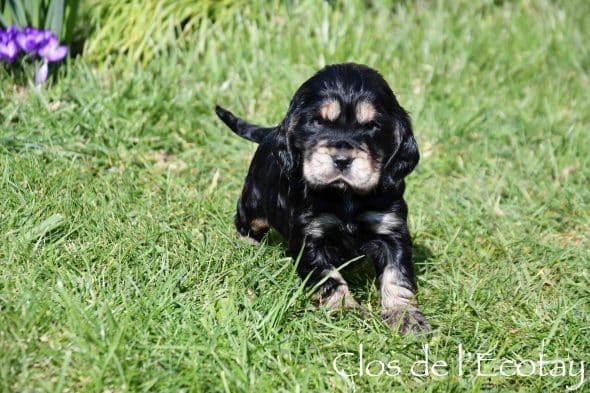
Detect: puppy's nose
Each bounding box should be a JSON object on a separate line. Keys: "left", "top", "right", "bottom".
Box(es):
{"left": 332, "top": 155, "right": 353, "bottom": 170}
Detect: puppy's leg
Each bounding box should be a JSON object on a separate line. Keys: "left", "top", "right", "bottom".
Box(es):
{"left": 364, "top": 238, "right": 431, "bottom": 334}
{"left": 294, "top": 244, "right": 361, "bottom": 311}
{"left": 235, "top": 194, "right": 269, "bottom": 244}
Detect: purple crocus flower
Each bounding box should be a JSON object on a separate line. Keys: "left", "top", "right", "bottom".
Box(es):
{"left": 15, "top": 27, "right": 46, "bottom": 52}
{"left": 0, "top": 27, "right": 19, "bottom": 63}
{"left": 34, "top": 31, "right": 68, "bottom": 84}
{"left": 34, "top": 61, "right": 49, "bottom": 85}
{"left": 0, "top": 26, "right": 68, "bottom": 84}
{"left": 38, "top": 33, "right": 68, "bottom": 62}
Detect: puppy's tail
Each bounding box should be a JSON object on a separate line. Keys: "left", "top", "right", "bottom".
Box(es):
{"left": 215, "top": 105, "right": 273, "bottom": 144}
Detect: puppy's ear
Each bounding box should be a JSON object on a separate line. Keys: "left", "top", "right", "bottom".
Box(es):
{"left": 381, "top": 112, "right": 419, "bottom": 188}
{"left": 272, "top": 115, "right": 297, "bottom": 177}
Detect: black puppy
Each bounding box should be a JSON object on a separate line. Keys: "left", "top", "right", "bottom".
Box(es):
{"left": 215, "top": 63, "right": 430, "bottom": 333}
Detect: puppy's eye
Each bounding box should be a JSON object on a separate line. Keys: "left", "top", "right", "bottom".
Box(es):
{"left": 366, "top": 121, "right": 380, "bottom": 130}
{"left": 312, "top": 118, "right": 324, "bottom": 127}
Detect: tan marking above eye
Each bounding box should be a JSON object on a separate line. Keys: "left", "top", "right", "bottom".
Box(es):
{"left": 319, "top": 98, "right": 341, "bottom": 121}
{"left": 356, "top": 101, "right": 376, "bottom": 124}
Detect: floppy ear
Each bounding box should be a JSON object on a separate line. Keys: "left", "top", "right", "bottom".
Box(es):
{"left": 272, "top": 114, "right": 298, "bottom": 177}
{"left": 381, "top": 112, "right": 420, "bottom": 188}
{"left": 271, "top": 96, "right": 303, "bottom": 178}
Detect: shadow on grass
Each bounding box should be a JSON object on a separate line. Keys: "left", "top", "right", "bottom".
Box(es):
{"left": 413, "top": 242, "right": 435, "bottom": 277}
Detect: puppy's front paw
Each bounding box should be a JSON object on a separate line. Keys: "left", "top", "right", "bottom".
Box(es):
{"left": 314, "top": 291, "right": 370, "bottom": 319}
{"left": 237, "top": 233, "right": 260, "bottom": 245}
{"left": 381, "top": 306, "right": 431, "bottom": 334}
{"left": 314, "top": 285, "right": 359, "bottom": 310}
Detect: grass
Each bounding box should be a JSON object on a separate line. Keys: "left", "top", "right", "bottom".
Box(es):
{"left": 1, "top": 0, "right": 589, "bottom": 391}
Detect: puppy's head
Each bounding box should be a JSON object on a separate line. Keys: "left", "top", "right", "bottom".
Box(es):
{"left": 275, "top": 63, "right": 419, "bottom": 193}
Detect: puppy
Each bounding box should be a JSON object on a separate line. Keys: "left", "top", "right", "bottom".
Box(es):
{"left": 215, "top": 63, "right": 430, "bottom": 333}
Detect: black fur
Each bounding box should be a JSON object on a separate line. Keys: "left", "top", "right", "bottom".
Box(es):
{"left": 216, "top": 63, "right": 430, "bottom": 333}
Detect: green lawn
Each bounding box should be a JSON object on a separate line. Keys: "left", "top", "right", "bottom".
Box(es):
{"left": 1, "top": 1, "right": 589, "bottom": 391}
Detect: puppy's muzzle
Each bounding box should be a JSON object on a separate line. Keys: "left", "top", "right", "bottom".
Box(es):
{"left": 328, "top": 140, "right": 355, "bottom": 171}
{"left": 303, "top": 140, "right": 381, "bottom": 193}
{"left": 331, "top": 154, "right": 353, "bottom": 170}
